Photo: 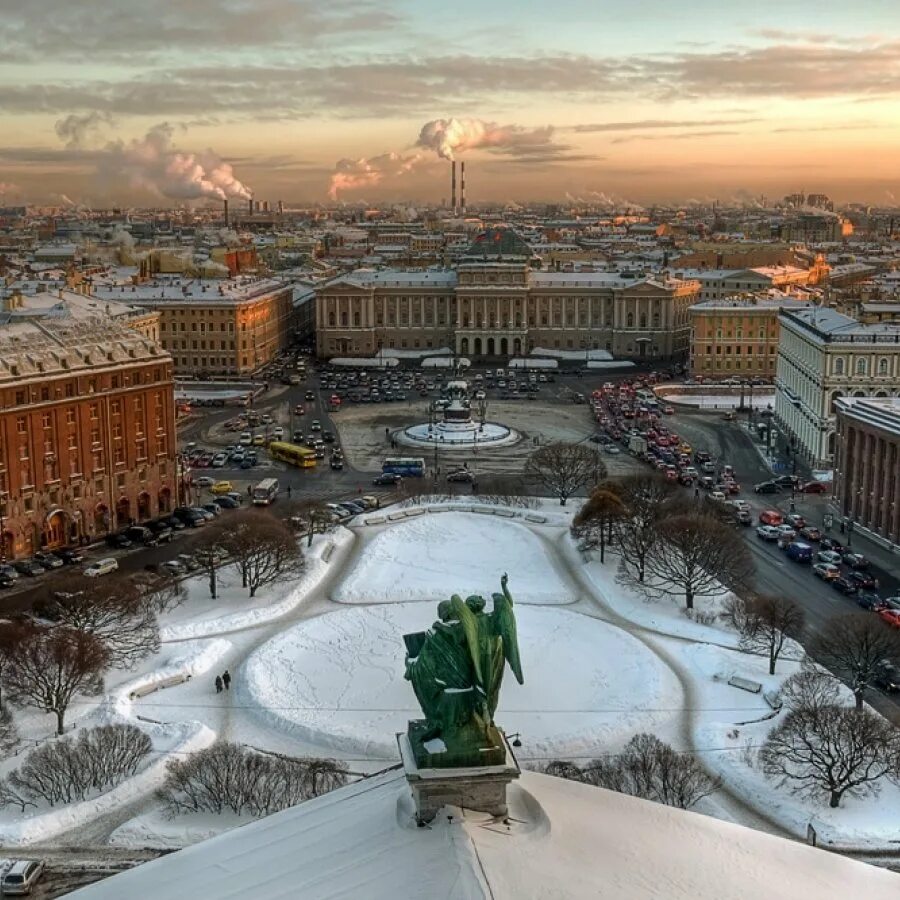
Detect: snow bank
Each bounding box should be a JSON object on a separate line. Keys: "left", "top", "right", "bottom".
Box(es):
{"left": 160, "top": 529, "right": 353, "bottom": 641}
{"left": 658, "top": 392, "right": 775, "bottom": 409}
{"left": 587, "top": 360, "right": 636, "bottom": 369}
{"left": 334, "top": 512, "right": 574, "bottom": 605}
{"left": 381, "top": 347, "right": 451, "bottom": 359}
{"left": 330, "top": 357, "right": 398, "bottom": 368}
{"left": 110, "top": 809, "right": 243, "bottom": 850}
{"left": 421, "top": 356, "right": 471, "bottom": 368}
{"left": 509, "top": 357, "right": 557, "bottom": 369}
{"left": 241, "top": 603, "right": 681, "bottom": 759}
{"left": 531, "top": 347, "right": 613, "bottom": 360}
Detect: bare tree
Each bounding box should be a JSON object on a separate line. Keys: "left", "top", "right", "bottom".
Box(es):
{"left": 545, "top": 733, "right": 720, "bottom": 810}
{"left": 613, "top": 475, "right": 679, "bottom": 584}
{"left": 573, "top": 482, "right": 625, "bottom": 564}
{"left": 524, "top": 442, "right": 605, "bottom": 506}
{"left": 189, "top": 520, "right": 230, "bottom": 599}
{"left": 133, "top": 572, "right": 186, "bottom": 615}
{"left": 812, "top": 614, "right": 900, "bottom": 711}
{"left": 290, "top": 499, "right": 337, "bottom": 548}
{"left": 721, "top": 593, "right": 805, "bottom": 674}
{"left": 760, "top": 703, "right": 900, "bottom": 808}
{"left": 5, "top": 625, "right": 108, "bottom": 734}
{"left": 39, "top": 574, "right": 160, "bottom": 670}
{"left": 779, "top": 667, "right": 841, "bottom": 713}
{"left": 0, "top": 620, "right": 33, "bottom": 711}
{"left": 223, "top": 512, "right": 304, "bottom": 598}
{"left": 637, "top": 514, "right": 754, "bottom": 610}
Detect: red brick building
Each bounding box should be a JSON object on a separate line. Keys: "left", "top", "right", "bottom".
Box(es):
{"left": 0, "top": 319, "right": 177, "bottom": 560}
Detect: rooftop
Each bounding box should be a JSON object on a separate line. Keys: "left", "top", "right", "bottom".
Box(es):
{"left": 463, "top": 227, "right": 533, "bottom": 259}
{"left": 90, "top": 276, "right": 289, "bottom": 305}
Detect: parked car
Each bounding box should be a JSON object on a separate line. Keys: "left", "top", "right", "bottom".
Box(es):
{"left": 819, "top": 538, "right": 845, "bottom": 553}
{"left": 214, "top": 496, "right": 240, "bottom": 510}
{"left": 812, "top": 562, "right": 840, "bottom": 581}
{"left": 0, "top": 563, "right": 20, "bottom": 582}
{"left": 773, "top": 475, "right": 800, "bottom": 489}
{"left": 877, "top": 608, "right": 900, "bottom": 628}
{"left": 105, "top": 532, "right": 133, "bottom": 549}
{"left": 842, "top": 552, "right": 870, "bottom": 569}
{"left": 85, "top": 557, "right": 119, "bottom": 578}
{"left": 848, "top": 571, "right": 879, "bottom": 591}
{"left": 340, "top": 501, "right": 366, "bottom": 515}
{"left": 202, "top": 503, "right": 223, "bottom": 518}
{"left": 161, "top": 559, "right": 187, "bottom": 576}
{"left": 447, "top": 470, "right": 475, "bottom": 483}
{"left": 177, "top": 553, "right": 201, "bottom": 572}
{"left": 756, "top": 525, "right": 781, "bottom": 541}
{"left": 817, "top": 550, "right": 842, "bottom": 565}
{"left": 32, "top": 551, "right": 64, "bottom": 569}
{"left": 124, "top": 526, "right": 158, "bottom": 546}
{"left": 758, "top": 509, "right": 784, "bottom": 527}
{"left": 800, "top": 481, "right": 828, "bottom": 494}
{"left": 735, "top": 510, "right": 753, "bottom": 526}
{"left": 873, "top": 661, "right": 900, "bottom": 692}
{"left": 785, "top": 514, "right": 806, "bottom": 529}
{"left": 0, "top": 572, "right": 15, "bottom": 589}
{"left": 372, "top": 473, "right": 402, "bottom": 486}
{"left": 211, "top": 480, "right": 233, "bottom": 495}
{"left": 194, "top": 476, "right": 216, "bottom": 488}
{"left": 52, "top": 547, "right": 84, "bottom": 565}
{"left": 831, "top": 576, "right": 858, "bottom": 595}
{"left": 798, "top": 526, "right": 822, "bottom": 542}
{"left": 1, "top": 859, "right": 45, "bottom": 895}
{"left": 855, "top": 592, "right": 883, "bottom": 611}
{"left": 754, "top": 481, "right": 780, "bottom": 494}
{"left": 785, "top": 542, "right": 813, "bottom": 563}
{"left": 211, "top": 452, "right": 228, "bottom": 468}
{"left": 162, "top": 516, "right": 187, "bottom": 530}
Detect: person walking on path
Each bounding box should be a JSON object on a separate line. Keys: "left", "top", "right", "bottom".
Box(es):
{"left": 215, "top": 675, "right": 223, "bottom": 694}
{"left": 222, "top": 670, "right": 231, "bottom": 691}
{"left": 287, "top": 484, "right": 292, "bottom": 498}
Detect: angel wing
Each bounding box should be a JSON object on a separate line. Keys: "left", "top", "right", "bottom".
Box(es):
{"left": 450, "top": 594, "right": 483, "bottom": 686}
{"left": 492, "top": 592, "right": 523, "bottom": 685}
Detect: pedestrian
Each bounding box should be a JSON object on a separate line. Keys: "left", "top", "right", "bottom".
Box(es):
{"left": 222, "top": 670, "right": 231, "bottom": 691}
{"left": 247, "top": 484, "right": 252, "bottom": 496}
{"left": 287, "top": 485, "right": 292, "bottom": 498}
{"left": 215, "top": 675, "right": 223, "bottom": 694}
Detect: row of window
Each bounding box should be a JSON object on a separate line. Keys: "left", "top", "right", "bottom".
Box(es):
{"left": 832, "top": 357, "right": 893, "bottom": 376}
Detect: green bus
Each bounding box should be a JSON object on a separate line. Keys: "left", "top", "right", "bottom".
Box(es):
{"left": 268, "top": 441, "right": 317, "bottom": 469}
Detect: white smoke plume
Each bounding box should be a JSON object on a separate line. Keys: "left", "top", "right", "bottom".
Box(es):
{"left": 55, "top": 111, "right": 114, "bottom": 149}
{"left": 417, "top": 117, "right": 555, "bottom": 160}
{"left": 328, "top": 152, "right": 422, "bottom": 200}
{"left": 0, "top": 181, "right": 22, "bottom": 198}
{"left": 108, "top": 226, "right": 135, "bottom": 248}
{"left": 104, "top": 124, "right": 252, "bottom": 202}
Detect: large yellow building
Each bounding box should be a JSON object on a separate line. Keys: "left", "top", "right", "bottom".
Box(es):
{"left": 689, "top": 296, "right": 812, "bottom": 380}
{"left": 91, "top": 277, "right": 294, "bottom": 376}
{"left": 316, "top": 229, "right": 700, "bottom": 362}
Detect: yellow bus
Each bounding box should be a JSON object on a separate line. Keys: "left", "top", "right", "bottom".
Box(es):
{"left": 268, "top": 441, "right": 317, "bottom": 469}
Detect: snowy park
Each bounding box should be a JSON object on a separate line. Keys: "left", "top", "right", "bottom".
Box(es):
{"left": 0, "top": 499, "right": 898, "bottom": 855}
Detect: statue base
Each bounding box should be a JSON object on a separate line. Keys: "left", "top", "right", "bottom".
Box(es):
{"left": 406, "top": 718, "right": 507, "bottom": 769}
{"left": 398, "top": 730, "right": 521, "bottom": 825}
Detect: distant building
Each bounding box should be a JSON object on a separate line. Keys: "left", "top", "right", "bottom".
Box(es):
{"left": 834, "top": 396, "right": 900, "bottom": 547}
{"left": 0, "top": 319, "right": 176, "bottom": 560}
{"left": 91, "top": 277, "right": 294, "bottom": 376}
{"left": 673, "top": 266, "right": 816, "bottom": 301}
{"left": 316, "top": 229, "right": 699, "bottom": 362}
{"left": 774, "top": 307, "right": 900, "bottom": 467}
{"left": 689, "top": 295, "right": 812, "bottom": 380}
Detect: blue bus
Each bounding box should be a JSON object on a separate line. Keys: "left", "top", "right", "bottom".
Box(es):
{"left": 382, "top": 456, "right": 426, "bottom": 477}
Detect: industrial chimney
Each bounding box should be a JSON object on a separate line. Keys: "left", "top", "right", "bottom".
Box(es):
{"left": 460, "top": 161, "right": 466, "bottom": 215}
{"left": 451, "top": 161, "right": 457, "bottom": 213}
{"left": 263, "top": 200, "right": 269, "bottom": 213}
{"left": 249, "top": 196, "right": 254, "bottom": 216}
{"left": 278, "top": 200, "right": 284, "bottom": 215}
{"left": 223, "top": 199, "right": 229, "bottom": 226}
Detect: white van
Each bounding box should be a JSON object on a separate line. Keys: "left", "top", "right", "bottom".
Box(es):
{"left": 85, "top": 557, "right": 119, "bottom": 578}
{"left": 239, "top": 431, "right": 252, "bottom": 446}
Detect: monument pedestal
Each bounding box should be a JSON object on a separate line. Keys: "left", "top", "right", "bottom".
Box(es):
{"left": 398, "top": 731, "right": 521, "bottom": 825}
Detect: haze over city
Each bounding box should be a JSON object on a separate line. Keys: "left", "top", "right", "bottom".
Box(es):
{"left": 1, "top": 0, "right": 899, "bottom": 206}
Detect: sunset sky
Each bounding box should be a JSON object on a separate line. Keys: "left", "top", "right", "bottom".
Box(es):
{"left": 1, "top": 0, "right": 898, "bottom": 206}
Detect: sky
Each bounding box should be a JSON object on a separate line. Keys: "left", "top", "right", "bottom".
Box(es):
{"left": 0, "top": 0, "right": 898, "bottom": 207}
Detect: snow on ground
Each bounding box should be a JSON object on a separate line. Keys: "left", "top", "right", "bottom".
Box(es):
{"left": 421, "top": 356, "right": 471, "bottom": 368}
{"left": 334, "top": 512, "right": 574, "bottom": 605}
{"left": 330, "top": 357, "right": 398, "bottom": 367}
{"left": 587, "top": 359, "right": 636, "bottom": 369}
{"left": 110, "top": 809, "right": 244, "bottom": 851}
{"left": 241, "top": 602, "right": 682, "bottom": 760}
{"left": 381, "top": 347, "right": 451, "bottom": 359}
{"left": 674, "top": 640, "right": 900, "bottom": 849}
{"left": 531, "top": 347, "right": 613, "bottom": 360}
{"left": 509, "top": 357, "right": 557, "bottom": 368}
{"left": 160, "top": 527, "right": 353, "bottom": 640}
{"left": 659, "top": 391, "right": 776, "bottom": 409}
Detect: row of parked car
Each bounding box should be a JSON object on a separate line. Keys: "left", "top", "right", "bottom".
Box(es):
{"left": 755, "top": 508, "right": 900, "bottom": 627}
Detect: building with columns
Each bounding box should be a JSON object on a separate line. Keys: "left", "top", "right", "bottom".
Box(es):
{"left": 833, "top": 396, "right": 900, "bottom": 547}
{"left": 315, "top": 229, "right": 700, "bottom": 362}
{"left": 774, "top": 307, "right": 900, "bottom": 468}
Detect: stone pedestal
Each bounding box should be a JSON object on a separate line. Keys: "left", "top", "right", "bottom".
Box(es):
{"left": 398, "top": 731, "right": 521, "bottom": 825}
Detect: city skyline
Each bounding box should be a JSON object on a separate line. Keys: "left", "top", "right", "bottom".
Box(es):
{"left": 1, "top": 0, "right": 899, "bottom": 206}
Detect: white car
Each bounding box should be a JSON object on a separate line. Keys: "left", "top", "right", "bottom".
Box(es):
{"left": 775, "top": 525, "right": 797, "bottom": 538}
{"left": 85, "top": 557, "right": 119, "bottom": 577}
{"left": 709, "top": 490, "right": 727, "bottom": 502}
{"left": 211, "top": 453, "right": 228, "bottom": 468}
{"left": 239, "top": 432, "right": 252, "bottom": 446}
{"left": 194, "top": 475, "right": 216, "bottom": 488}
{"left": 756, "top": 525, "right": 780, "bottom": 541}
{"left": 272, "top": 426, "right": 284, "bottom": 439}
{"left": 731, "top": 499, "right": 750, "bottom": 512}
{"left": 1, "top": 859, "right": 45, "bottom": 895}
{"left": 817, "top": 550, "right": 842, "bottom": 565}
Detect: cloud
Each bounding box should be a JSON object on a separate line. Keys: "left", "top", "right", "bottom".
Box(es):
{"left": 416, "top": 118, "right": 556, "bottom": 160}
{"left": 611, "top": 130, "right": 740, "bottom": 145}
{"left": 328, "top": 152, "right": 423, "bottom": 199}
{"left": 54, "top": 111, "right": 114, "bottom": 149}
{"left": 569, "top": 118, "right": 760, "bottom": 133}
{"left": 0, "top": 181, "right": 23, "bottom": 198}
{"left": 99, "top": 123, "right": 253, "bottom": 201}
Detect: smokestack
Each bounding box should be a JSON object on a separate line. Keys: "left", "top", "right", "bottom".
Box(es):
{"left": 278, "top": 200, "right": 284, "bottom": 215}
{"left": 460, "top": 161, "right": 466, "bottom": 215}
{"left": 249, "top": 196, "right": 254, "bottom": 216}
{"left": 255, "top": 200, "right": 261, "bottom": 213}
{"left": 223, "top": 199, "right": 229, "bottom": 227}
{"left": 263, "top": 200, "right": 269, "bottom": 213}
{"left": 451, "top": 161, "right": 457, "bottom": 213}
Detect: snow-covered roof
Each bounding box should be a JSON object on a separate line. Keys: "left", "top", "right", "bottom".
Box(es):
{"left": 90, "top": 276, "right": 288, "bottom": 305}
{"left": 68, "top": 769, "right": 900, "bottom": 900}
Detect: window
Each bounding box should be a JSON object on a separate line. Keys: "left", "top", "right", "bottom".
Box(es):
{"left": 41, "top": 413, "right": 51, "bottom": 428}
{"left": 855, "top": 358, "right": 867, "bottom": 375}
{"left": 878, "top": 358, "right": 888, "bottom": 376}
{"left": 40, "top": 387, "right": 49, "bottom": 401}
{"left": 834, "top": 357, "right": 845, "bottom": 375}
{"left": 66, "top": 409, "right": 76, "bottom": 424}
{"left": 328, "top": 312, "right": 336, "bottom": 327}
{"left": 111, "top": 400, "right": 121, "bottom": 415}
{"left": 16, "top": 416, "right": 26, "bottom": 433}
{"left": 15, "top": 390, "right": 25, "bottom": 405}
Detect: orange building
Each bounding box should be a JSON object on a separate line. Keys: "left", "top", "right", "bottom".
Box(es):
{"left": 0, "top": 320, "right": 176, "bottom": 560}
{"left": 689, "top": 296, "right": 812, "bottom": 380}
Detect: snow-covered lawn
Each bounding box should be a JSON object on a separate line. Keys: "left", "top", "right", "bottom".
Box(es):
{"left": 531, "top": 347, "right": 613, "bottom": 360}
{"left": 335, "top": 512, "right": 576, "bottom": 605}
{"left": 241, "top": 602, "right": 682, "bottom": 760}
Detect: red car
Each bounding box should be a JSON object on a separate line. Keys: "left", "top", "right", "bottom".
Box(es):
{"left": 758, "top": 509, "right": 784, "bottom": 527}
{"left": 801, "top": 481, "right": 828, "bottom": 494}
{"left": 878, "top": 609, "right": 900, "bottom": 629}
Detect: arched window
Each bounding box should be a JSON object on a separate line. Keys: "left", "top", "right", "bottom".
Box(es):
{"left": 856, "top": 358, "right": 867, "bottom": 375}
{"left": 878, "top": 357, "right": 889, "bottom": 375}
{"left": 833, "top": 357, "right": 844, "bottom": 376}
{"left": 626, "top": 313, "right": 634, "bottom": 328}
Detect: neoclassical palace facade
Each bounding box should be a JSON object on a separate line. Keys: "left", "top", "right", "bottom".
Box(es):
{"left": 315, "top": 230, "right": 700, "bottom": 362}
